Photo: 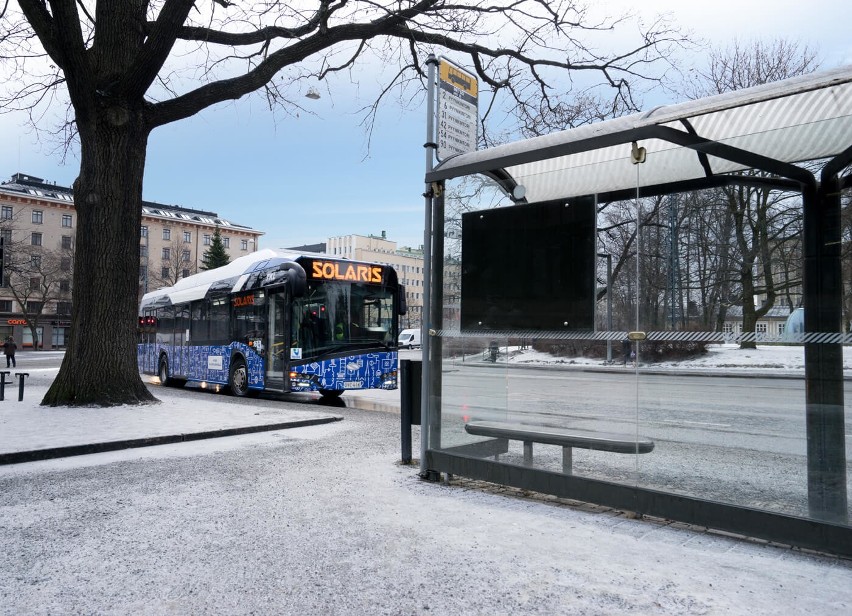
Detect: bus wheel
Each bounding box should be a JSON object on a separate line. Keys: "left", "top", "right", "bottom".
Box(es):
{"left": 319, "top": 389, "right": 343, "bottom": 399}
{"left": 229, "top": 358, "right": 249, "bottom": 397}
{"left": 158, "top": 357, "right": 172, "bottom": 387}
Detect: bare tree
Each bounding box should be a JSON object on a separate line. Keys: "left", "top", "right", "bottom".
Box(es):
{"left": 150, "top": 233, "right": 196, "bottom": 289}
{"left": 4, "top": 241, "right": 73, "bottom": 350}
{"left": 686, "top": 39, "right": 818, "bottom": 348}
{"left": 1, "top": 1, "right": 683, "bottom": 406}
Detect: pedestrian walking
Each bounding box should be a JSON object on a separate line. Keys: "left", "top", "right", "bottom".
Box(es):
{"left": 3, "top": 336, "right": 17, "bottom": 368}
{"left": 621, "top": 338, "right": 631, "bottom": 365}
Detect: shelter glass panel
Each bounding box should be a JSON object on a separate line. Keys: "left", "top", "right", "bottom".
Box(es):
{"left": 633, "top": 154, "right": 850, "bottom": 525}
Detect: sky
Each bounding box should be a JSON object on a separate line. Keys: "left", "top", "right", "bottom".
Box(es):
{"left": 1, "top": 346, "right": 851, "bottom": 613}
{"left": 1, "top": 1, "right": 851, "bottom": 251}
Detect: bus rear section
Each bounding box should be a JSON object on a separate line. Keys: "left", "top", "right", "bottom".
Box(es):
{"left": 138, "top": 249, "right": 407, "bottom": 397}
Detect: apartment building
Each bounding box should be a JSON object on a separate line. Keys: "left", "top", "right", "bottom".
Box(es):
{"left": 325, "top": 232, "right": 425, "bottom": 329}
{"left": 0, "top": 172, "right": 262, "bottom": 348}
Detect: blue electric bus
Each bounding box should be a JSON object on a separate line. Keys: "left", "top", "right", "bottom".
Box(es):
{"left": 138, "top": 249, "right": 406, "bottom": 397}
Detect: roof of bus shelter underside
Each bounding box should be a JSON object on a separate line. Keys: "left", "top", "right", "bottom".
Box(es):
{"left": 425, "top": 65, "right": 852, "bottom": 202}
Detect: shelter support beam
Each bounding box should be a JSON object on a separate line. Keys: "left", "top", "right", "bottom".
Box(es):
{"left": 803, "top": 164, "right": 848, "bottom": 523}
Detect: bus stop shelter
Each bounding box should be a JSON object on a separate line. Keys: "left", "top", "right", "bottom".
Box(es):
{"left": 420, "top": 65, "right": 852, "bottom": 556}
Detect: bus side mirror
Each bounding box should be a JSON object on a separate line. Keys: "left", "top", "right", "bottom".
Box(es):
{"left": 398, "top": 285, "right": 408, "bottom": 315}
{"left": 280, "top": 262, "right": 306, "bottom": 298}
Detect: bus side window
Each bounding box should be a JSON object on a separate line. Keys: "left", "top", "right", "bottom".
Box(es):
{"left": 159, "top": 307, "right": 175, "bottom": 346}
{"left": 190, "top": 301, "right": 205, "bottom": 345}
{"left": 209, "top": 298, "right": 229, "bottom": 344}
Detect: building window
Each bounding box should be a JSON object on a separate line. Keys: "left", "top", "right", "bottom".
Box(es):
{"left": 60, "top": 279, "right": 71, "bottom": 292}
{"left": 1, "top": 229, "right": 11, "bottom": 244}
{"left": 723, "top": 323, "right": 733, "bottom": 334}
{"left": 203, "top": 234, "right": 211, "bottom": 246}
{"left": 161, "top": 267, "right": 169, "bottom": 278}
{"left": 223, "top": 237, "right": 230, "bottom": 248}
{"left": 140, "top": 225, "right": 148, "bottom": 238}
{"left": 756, "top": 322, "right": 768, "bottom": 334}
{"left": 31, "top": 232, "right": 42, "bottom": 246}
{"left": 52, "top": 327, "right": 69, "bottom": 348}
{"left": 1, "top": 206, "right": 12, "bottom": 220}
{"left": 32, "top": 210, "right": 43, "bottom": 224}
{"left": 0, "top": 300, "right": 12, "bottom": 312}
{"left": 183, "top": 231, "right": 191, "bottom": 243}
{"left": 180, "top": 250, "right": 189, "bottom": 262}
{"left": 61, "top": 235, "right": 72, "bottom": 249}
{"left": 182, "top": 269, "right": 190, "bottom": 279}
{"left": 61, "top": 257, "right": 71, "bottom": 271}
{"left": 778, "top": 323, "right": 786, "bottom": 335}
{"left": 23, "top": 327, "right": 43, "bottom": 348}
{"left": 241, "top": 239, "right": 248, "bottom": 251}
{"left": 140, "top": 265, "right": 147, "bottom": 281}
{"left": 57, "top": 301, "right": 72, "bottom": 315}
{"left": 140, "top": 245, "right": 148, "bottom": 258}
{"left": 162, "top": 228, "right": 171, "bottom": 241}
{"left": 62, "top": 214, "right": 73, "bottom": 228}
{"left": 162, "top": 248, "right": 170, "bottom": 260}
{"left": 31, "top": 255, "right": 41, "bottom": 268}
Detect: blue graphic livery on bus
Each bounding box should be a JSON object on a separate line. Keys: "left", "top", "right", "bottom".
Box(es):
{"left": 137, "top": 249, "right": 407, "bottom": 398}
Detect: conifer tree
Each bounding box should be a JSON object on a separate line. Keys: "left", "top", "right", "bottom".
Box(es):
{"left": 200, "top": 228, "right": 230, "bottom": 271}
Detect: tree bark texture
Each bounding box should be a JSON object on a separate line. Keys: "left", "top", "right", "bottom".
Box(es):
{"left": 42, "top": 107, "right": 156, "bottom": 406}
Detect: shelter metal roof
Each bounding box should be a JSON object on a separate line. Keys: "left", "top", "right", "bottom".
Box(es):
{"left": 426, "top": 65, "right": 852, "bottom": 202}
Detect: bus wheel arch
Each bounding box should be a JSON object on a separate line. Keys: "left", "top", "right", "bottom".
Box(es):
{"left": 319, "top": 389, "right": 344, "bottom": 399}
{"left": 158, "top": 355, "right": 172, "bottom": 387}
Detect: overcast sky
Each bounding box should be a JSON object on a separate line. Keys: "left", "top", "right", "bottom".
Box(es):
{"left": 1, "top": 1, "right": 850, "bottom": 251}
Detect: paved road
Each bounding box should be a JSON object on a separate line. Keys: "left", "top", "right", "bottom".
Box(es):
{"left": 19, "top": 351, "right": 851, "bottom": 521}
{"left": 2, "top": 383, "right": 851, "bottom": 614}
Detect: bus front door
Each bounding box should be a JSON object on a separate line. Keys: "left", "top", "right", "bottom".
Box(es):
{"left": 266, "top": 291, "right": 291, "bottom": 390}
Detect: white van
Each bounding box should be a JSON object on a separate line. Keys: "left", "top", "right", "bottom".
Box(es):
{"left": 398, "top": 328, "right": 421, "bottom": 349}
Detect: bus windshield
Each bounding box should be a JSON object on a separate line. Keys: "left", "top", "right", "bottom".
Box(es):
{"left": 291, "top": 280, "right": 395, "bottom": 358}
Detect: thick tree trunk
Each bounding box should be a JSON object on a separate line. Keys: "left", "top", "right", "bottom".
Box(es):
{"left": 740, "top": 267, "right": 758, "bottom": 350}
{"left": 42, "top": 106, "right": 157, "bottom": 406}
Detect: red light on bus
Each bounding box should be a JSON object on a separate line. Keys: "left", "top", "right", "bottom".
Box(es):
{"left": 138, "top": 316, "right": 158, "bottom": 332}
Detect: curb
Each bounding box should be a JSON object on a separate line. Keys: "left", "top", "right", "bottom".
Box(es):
{"left": 454, "top": 361, "right": 852, "bottom": 380}
{"left": 0, "top": 415, "right": 343, "bottom": 465}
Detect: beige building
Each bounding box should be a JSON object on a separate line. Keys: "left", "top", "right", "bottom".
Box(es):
{"left": 0, "top": 172, "right": 262, "bottom": 348}
{"left": 326, "top": 233, "right": 425, "bottom": 329}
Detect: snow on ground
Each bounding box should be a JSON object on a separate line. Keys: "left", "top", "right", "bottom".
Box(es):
{"left": 498, "top": 343, "right": 851, "bottom": 373}
{"left": 0, "top": 349, "right": 850, "bottom": 614}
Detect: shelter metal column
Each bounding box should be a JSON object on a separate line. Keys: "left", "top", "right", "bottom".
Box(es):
{"left": 428, "top": 185, "right": 445, "bottom": 453}
{"left": 803, "top": 178, "right": 847, "bottom": 523}
{"left": 419, "top": 55, "right": 438, "bottom": 477}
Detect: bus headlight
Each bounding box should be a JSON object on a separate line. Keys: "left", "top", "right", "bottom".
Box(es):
{"left": 289, "top": 371, "right": 313, "bottom": 390}
{"left": 380, "top": 369, "right": 397, "bottom": 389}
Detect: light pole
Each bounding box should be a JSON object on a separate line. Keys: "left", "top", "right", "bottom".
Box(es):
{"left": 598, "top": 252, "right": 613, "bottom": 363}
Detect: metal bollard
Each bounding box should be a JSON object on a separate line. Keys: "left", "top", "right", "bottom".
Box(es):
{"left": 16, "top": 373, "right": 29, "bottom": 401}
{"left": 0, "top": 371, "right": 10, "bottom": 401}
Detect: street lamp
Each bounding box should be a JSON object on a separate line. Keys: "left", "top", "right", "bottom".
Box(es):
{"left": 305, "top": 87, "right": 321, "bottom": 100}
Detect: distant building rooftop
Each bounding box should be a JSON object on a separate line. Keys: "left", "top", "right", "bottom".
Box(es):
{"left": 725, "top": 305, "right": 794, "bottom": 319}
{"left": 286, "top": 243, "right": 327, "bottom": 254}
{"left": 1, "top": 172, "right": 258, "bottom": 232}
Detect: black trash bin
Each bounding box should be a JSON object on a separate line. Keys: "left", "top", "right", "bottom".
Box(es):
{"left": 400, "top": 359, "right": 422, "bottom": 463}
